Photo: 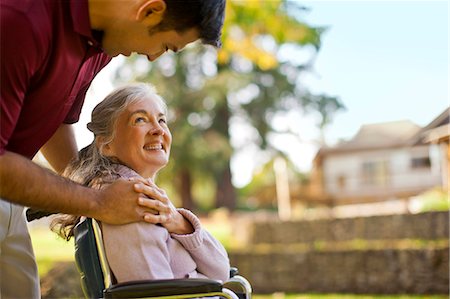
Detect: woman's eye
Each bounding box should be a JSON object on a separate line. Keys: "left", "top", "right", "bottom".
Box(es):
{"left": 159, "top": 118, "right": 167, "bottom": 124}
{"left": 135, "top": 117, "right": 147, "bottom": 123}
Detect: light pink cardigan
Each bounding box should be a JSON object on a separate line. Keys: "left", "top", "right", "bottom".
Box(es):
{"left": 96, "top": 165, "right": 230, "bottom": 284}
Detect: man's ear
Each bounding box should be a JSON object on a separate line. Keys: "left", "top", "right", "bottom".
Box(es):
{"left": 136, "top": 0, "right": 166, "bottom": 26}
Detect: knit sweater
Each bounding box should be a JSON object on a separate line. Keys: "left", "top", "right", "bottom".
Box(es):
{"left": 96, "top": 164, "right": 230, "bottom": 283}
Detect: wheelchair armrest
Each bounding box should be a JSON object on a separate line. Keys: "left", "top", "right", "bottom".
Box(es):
{"left": 103, "top": 278, "right": 223, "bottom": 299}
{"left": 224, "top": 274, "right": 252, "bottom": 299}
{"left": 230, "top": 267, "right": 239, "bottom": 278}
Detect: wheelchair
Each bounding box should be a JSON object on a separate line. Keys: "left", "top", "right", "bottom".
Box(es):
{"left": 73, "top": 217, "right": 252, "bottom": 299}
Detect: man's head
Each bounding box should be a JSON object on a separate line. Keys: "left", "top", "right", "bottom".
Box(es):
{"left": 90, "top": 0, "right": 226, "bottom": 59}
{"left": 150, "top": 0, "right": 225, "bottom": 48}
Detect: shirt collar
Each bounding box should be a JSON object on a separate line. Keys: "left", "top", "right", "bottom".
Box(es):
{"left": 70, "top": 0, "right": 103, "bottom": 48}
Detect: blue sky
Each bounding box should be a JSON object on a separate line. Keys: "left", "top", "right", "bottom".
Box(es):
{"left": 76, "top": 1, "right": 449, "bottom": 186}
{"left": 299, "top": 0, "right": 449, "bottom": 144}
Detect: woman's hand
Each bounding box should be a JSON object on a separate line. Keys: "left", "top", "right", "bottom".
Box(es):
{"left": 132, "top": 178, "right": 194, "bottom": 235}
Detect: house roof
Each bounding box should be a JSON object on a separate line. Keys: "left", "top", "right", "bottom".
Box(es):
{"left": 410, "top": 107, "right": 450, "bottom": 145}
{"left": 317, "top": 120, "right": 422, "bottom": 156}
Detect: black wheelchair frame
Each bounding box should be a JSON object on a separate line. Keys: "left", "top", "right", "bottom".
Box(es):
{"left": 73, "top": 218, "right": 252, "bottom": 299}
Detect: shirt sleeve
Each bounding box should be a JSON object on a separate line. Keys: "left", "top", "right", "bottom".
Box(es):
{"left": 0, "top": 6, "right": 47, "bottom": 155}
{"left": 171, "top": 209, "right": 231, "bottom": 283}
{"left": 64, "top": 84, "right": 90, "bottom": 124}
{"left": 63, "top": 53, "right": 111, "bottom": 124}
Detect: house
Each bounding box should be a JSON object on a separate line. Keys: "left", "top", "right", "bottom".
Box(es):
{"left": 309, "top": 118, "right": 444, "bottom": 207}
{"left": 409, "top": 108, "right": 449, "bottom": 189}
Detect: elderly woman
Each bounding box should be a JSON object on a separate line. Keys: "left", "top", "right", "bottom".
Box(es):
{"left": 52, "top": 83, "right": 230, "bottom": 283}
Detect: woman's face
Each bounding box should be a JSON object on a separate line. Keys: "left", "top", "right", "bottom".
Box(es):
{"left": 102, "top": 95, "right": 172, "bottom": 178}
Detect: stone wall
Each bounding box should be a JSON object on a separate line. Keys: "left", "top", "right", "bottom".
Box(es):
{"left": 229, "top": 211, "right": 449, "bottom": 294}
{"left": 249, "top": 211, "right": 449, "bottom": 244}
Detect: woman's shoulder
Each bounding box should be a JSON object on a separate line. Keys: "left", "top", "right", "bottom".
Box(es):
{"left": 111, "top": 163, "right": 141, "bottom": 179}
{"left": 90, "top": 163, "right": 142, "bottom": 188}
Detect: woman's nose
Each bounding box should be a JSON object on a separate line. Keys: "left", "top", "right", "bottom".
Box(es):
{"left": 149, "top": 124, "right": 164, "bottom": 135}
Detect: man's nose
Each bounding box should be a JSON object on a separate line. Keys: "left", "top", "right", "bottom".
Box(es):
{"left": 148, "top": 51, "right": 165, "bottom": 62}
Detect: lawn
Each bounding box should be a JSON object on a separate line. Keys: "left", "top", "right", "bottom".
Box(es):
{"left": 29, "top": 227, "right": 74, "bottom": 276}
{"left": 29, "top": 227, "right": 448, "bottom": 299}
{"left": 253, "top": 295, "right": 448, "bottom": 299}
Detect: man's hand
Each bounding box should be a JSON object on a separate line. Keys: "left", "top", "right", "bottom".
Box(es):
{"left": 92, "top": 179, "right": 176, "bottom": 224}
{"left": 91, "top": 179, "right": 161, "bottom": 224}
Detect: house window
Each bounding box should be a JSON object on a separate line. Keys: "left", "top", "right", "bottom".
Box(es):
{"left": 411, "top": 157, "right": 431, "bottom": 169}
{"left": 361, "top": 160, "right": 389, "bottom": 187}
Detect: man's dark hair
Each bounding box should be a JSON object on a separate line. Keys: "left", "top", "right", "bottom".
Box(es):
{"left": 150, "top": 0, "right": 226, "bottom": 48}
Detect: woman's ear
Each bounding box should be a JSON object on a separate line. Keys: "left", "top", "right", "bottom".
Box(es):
{"left": 96, "top": 136, "right": 112, "bottom": 156}
{"left": 136, "top": 0, "right": 166, "bottom": 26}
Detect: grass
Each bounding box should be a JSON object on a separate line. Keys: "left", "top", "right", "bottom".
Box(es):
{"left": 29, "top": 227, "right": 448, "bottom": 299}
{"left": 29, "top": 227, "right": 74, "bottom": 276}
{"left": 253, "top": 295, "right": 448, "bottom": 299}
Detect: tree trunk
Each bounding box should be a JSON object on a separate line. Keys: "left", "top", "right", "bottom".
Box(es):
{"left": 215, "top": 162, "right": 237, "bottom": 210}
{"left": 179, "top": 168, "right": 195, "bottom": 211}
{"left": 214, "top": 101, "right": 237, "bottom": 210}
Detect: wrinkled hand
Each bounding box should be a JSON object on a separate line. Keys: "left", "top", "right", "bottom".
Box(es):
{"left": 133, "top": 178, "right": 194, "bottom": 235}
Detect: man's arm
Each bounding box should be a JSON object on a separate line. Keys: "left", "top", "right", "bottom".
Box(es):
{"left": 0, "top": 151, "right": 169, "bottom": 224}
{"left": 40, "top": 124, "right": 78, "bottom": 174}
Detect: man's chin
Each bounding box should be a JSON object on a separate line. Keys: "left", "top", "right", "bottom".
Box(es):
{"left": 102, "top": 46, "right": 128, "bottom": 57}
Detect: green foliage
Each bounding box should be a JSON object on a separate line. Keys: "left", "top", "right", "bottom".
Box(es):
{"left": 237, "top": 160, "right": 277, "bottom": 210}
{"left": 415, "top": 187, "right": 450, "bottom": 212}
{"left": 238, "top": 157, "right": 308, "bottom": 210}
{"left": 219, "top": 0, "right": 324, "bottom": 68}
{"left": 114, "top": 2, "right": 344, "bottom": 210}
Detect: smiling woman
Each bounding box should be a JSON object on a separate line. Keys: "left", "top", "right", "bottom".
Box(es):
{"left": 98, "top": 88, "right": 172, "bottom": 178}
{"left": 50, "top": 83, "right": 231, "bottom": 284}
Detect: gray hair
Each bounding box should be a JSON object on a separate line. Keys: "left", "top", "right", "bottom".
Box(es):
{"left": 53, "top": 83, "right": 166, "bottom": 241}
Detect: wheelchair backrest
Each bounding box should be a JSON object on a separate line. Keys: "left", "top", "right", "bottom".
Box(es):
{"left": 74, "top": 218, "right": 107, "bottom": 298}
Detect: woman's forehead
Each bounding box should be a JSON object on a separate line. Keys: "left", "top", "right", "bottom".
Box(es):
{"left": 126, "top": 96, "right": 166, "bottom": 114}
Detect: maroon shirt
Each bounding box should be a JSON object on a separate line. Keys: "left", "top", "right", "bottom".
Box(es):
{"left": 0, "top": 0, "right": 112, "bottom": 159}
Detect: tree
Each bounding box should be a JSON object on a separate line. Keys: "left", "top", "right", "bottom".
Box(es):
{"left": 208, "top": 1, "right": 344, "bottom": 209}
{"left": 114, "top": 1, "right": 344, "bottom": 211}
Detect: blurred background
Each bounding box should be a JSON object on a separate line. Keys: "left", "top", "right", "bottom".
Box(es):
{"left": 30, "top": 1, "right": 449, "bottom": 298}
